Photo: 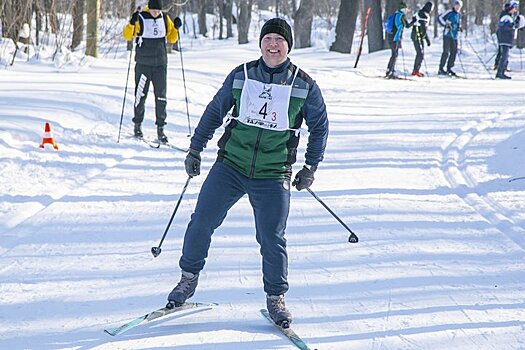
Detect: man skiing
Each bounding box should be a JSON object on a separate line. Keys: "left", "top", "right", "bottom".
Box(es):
{"left": 122, "top": 0, "right": 182, "bottom": 143}
{"left": 438, "top": 0, "right": 463, "bottom": 76}
{"left": 166, "top": 18, "right": 329, "bottom": 328}
{"left": 411, "top": 1, "right": 434, "bottom": 77}
{"left": 385, "top": 2, "right": 415, "bottom": 78}
{"left": 496, "top": 1, "right": 521, "bottom": 79}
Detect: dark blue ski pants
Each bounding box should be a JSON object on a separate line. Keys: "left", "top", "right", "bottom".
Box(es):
{"left": 179, "top": 161, "right": 290, "bottom": 296}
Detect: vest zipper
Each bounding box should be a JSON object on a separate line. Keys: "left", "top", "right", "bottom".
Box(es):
{"left": 249, "top": 128, "right": 263, "bottom": 178}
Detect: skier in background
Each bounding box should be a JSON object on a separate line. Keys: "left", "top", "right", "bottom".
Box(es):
{"left": 165, "top": 18, "right": 329, "bottom": 329}
{"left": 385, "top": 2, "right": 416, "bottom": 78}
{"left": 496, "top": 1, "right": 521, "bottom": 79}
{"left": 411, "top": 1, "right": 434, "bottom": 77}
{"left": 437, "top": 0, "right": 463, "bottom": 76}
{"left": 122, "top": 0, "right": 182, "bottom": 143}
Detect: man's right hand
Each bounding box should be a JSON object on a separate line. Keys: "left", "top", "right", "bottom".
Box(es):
{"left": 130, "top": 9, "right": 140, "bottom": 25}
{"left": 185, "top": 149, "right": 201, "bottom": 177}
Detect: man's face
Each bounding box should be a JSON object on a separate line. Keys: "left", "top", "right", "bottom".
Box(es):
{"left": 454, "top": 3, "right": 462, "bottom": 11}
{"left": 260, "top": 33, "right": 289, "bottom": 68}
{"left": 150, "top": 9, "right": 161, "bottom": 18}
{"left": 510, "top": 6, "right": 518, "bottom": 14}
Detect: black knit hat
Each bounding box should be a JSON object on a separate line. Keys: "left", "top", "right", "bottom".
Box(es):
{"left": 148, "top": 0, "right": 162, "bottom": 10}
{"left": 259, "top": 18, "right": 293, "bottom": 53}
{"left": 422, "top": 1, "right": 434, "bottom": 13}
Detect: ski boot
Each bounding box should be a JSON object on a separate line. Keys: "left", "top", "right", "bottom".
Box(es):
{"left": 411, "top": 70, "right": 424, "bottom": 77}
{"left": 157, "top": 126, "right": 168, "bottom": 144}
{"left": 166, "top": 270, "right": 199, "bottom": 309}
{"left": 447, "top": 69, "right": 457, "bottom": 77}
{"left": 134, "top": 123, "right": 143, "bottom": 138}
{"left": 266, "top": 294, "right": 292, "bottom": 328}
{"left": 438, "top": 68, "right": 448, "bottom": 76}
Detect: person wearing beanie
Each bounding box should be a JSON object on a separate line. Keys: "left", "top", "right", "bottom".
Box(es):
{"left": 122, "top": 0, "right": 182, "bottom": 143}
{"left": 385, "top": 2, "right": 416, "bottom": 78}
{"left": 165, "top": 18, "right": 329, "bottom": 329}
{"left": 437, "top": 0, "right": 463, "bottom": 76}
{"left": 496, "top": 1, "right": 520, "bottom": 79}
{"left": 411, "top": 1, "right": 434, "bottom": 77}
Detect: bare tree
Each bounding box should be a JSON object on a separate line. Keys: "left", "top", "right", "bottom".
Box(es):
{"left": 518, "top": 0, "right": 525, "bottom": 48}
{"left": 225, "top": 0, "right": 233, "bottom": 38}
{"left": 86, "top": 0, "right": 100, "bottom": 57}
{"left": 330, "top": 0, "right": 359, "bottom": 53}
{"left": 198, "top": 0, "right": 208, "bottom": 37}
{"left": 294, "top": 0, "right": 314, "bottom": 49}
{"left": 71, "top": 0, "right": 85, "bottom": 50}
{"left": 237, "top": 0, "right": 254, "bottom": 44}
{"left": 366, "top": 0, "right": 384, "bottom": 53}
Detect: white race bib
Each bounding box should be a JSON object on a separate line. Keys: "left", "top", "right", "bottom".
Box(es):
{"left": 237, "top": 64, "right": 298, "bottom": 131}
{"left": 139, "top": 14, "right": 166, "bottom": 39}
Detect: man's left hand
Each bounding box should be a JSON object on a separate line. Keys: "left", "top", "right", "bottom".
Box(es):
{"left": 292, "top": 165, "right": 316, "bottom": 191}
{"left": 174, "top": 17, "right": 182, "bottom": 29}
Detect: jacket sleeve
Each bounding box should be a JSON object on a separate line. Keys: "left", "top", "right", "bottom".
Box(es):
{"left": 189, "top": 68, "right": 237, "bottom": 152}
{"left": 394, "top": 13, "right": 404, "bottom": 41}
{"left": 299, "top": 80, "right": 329, "bottom": 168}
{"left": 123, "top": 22, "right": 139, "bottom": 41}
{"left": 438, "top": 10, "right": 450, "bottom": 27}
{"left": 165, "top": 16, "right": 179, "bottom": 44}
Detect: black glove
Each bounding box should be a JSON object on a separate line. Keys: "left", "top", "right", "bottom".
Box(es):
{"left": 425, "top": 37, "right": 431, "bottom": 46}
{"left": 173, "top": 17, "right": 182, "bottom": 29}
{"left": 130, "top": 10, "right": 140, "bottom": 25}
{"left": 292, "top": 165, "right": 316, "bottom": 191}
{"left": 184, "top": 149, "right": 201, "bottom": 177}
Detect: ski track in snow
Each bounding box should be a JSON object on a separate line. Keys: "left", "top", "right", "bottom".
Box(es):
{"left": 1, "top": 33, "right": 525, "bottom": 350}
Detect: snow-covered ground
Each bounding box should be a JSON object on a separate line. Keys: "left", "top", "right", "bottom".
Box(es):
{"left": 1, "top": 29, "right": 525, "bottom": 350}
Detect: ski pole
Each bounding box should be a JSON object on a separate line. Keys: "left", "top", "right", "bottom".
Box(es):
{"left": 457, "top": 36, "right": 467, "bottom": 78}
{"left": 177, "top": 34, "right": 192, "bottom": 137}
{"left": 354, "top": 7, "right": 371, "bottom": 68}
{"left": 305, "top": 188, "right": 359, "bottom": 243}
{"left": 117, "top": 41, "right": 134, "bottom": 143}
{"left": 400, "top": 41, "right": 407, "bottom": 79}
{"left": 151, "top": 176, "right": 192, "bottom": 257}
{"left": 464, "top": 35, "right": 494, "bottom": 78}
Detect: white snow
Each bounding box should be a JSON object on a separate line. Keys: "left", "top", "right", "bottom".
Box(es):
{"left": 1, "top": 30, "right": 525, "bottom": 350}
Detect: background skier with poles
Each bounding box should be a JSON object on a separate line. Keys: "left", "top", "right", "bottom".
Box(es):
{"left": 122, "top": 0, "right": 181, "bottom": 143}
{"left": 385, "top": 2, "right": 415, "bottom": 78}
{"left": 437, "top": 0, "right": 463, "bottom": 77}
{"left": 496, "top": 1, "right": 521, "bottom": 79}
{"left": 411, "top": 1, "right": 434, "bottom": 77}
{"left": 165, "top": 18, "right": 329, "bottom": 329}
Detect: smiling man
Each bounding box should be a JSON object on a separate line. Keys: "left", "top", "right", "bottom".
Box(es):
{"left": 165, "top": 18, "right": 329, "bottom": 328}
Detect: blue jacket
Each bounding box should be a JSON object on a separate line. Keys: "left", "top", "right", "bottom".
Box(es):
{"left": 439, "top": 9, "right": 461, "bottom": 40}
{"left": 393, "top": 10, "right": 412, "bottom": 42}
{"left": 497, "top": 12, "right": 519, "bottom": 46}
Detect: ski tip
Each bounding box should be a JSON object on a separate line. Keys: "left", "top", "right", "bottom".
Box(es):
{"left": 104, "top": 329, "right": 117, "bottom": 336}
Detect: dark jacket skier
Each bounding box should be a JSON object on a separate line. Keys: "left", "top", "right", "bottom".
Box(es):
{"left": 438, "top": 0, "right": 463, "bottom": 76}
{"left": 122, "top": 0, "right": 181, "bottom": 142}
{"left": 411, "top": 1, "right": 434, "bottom": 77}
{"left": 496, "top": 1, "right": 520, "bottom": 79}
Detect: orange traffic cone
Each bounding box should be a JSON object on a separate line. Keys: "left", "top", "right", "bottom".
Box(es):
{"left": 39, "top": 122, "right": 59, "bottom": 150}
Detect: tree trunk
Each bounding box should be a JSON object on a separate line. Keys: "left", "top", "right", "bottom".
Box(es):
{"left": 330, "top": 0, "right": 359, "bottom": 53}
{"left": 85, "top": 0, "right": 99, "bottom": 57}
{"left": 489, "top": 0, "right": 500, "bottom": 34}
{"left": 366, "top": 0, "right": 383, "bottom": 53}
{"left": 71, "top": 0, "right": 84, "bottom": 50}
{"left": 225, "top": 0, "right": 233, "bottom": 38}
{"left": 474, "top": 0, "right": 484, "bottom": 25}
{"left": 45, "top": 0, "right": 60, "bottom": 34}
{"left": 198, "top": 0, "right": 208, "bottom": 37}
{"left": 518, "top": 0, "right": 525, "bottom": 48}
{"left": 294, "top": 0, "right": 314, "bottom": 49}
{"left": 127, "top": 1, "right": 135, "bottom": 51}
{"left": 237, "top": 0, "right": 253, "bottom": 45}
{"left": 218, "top": 0, "right": 224, "bottom": 39}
